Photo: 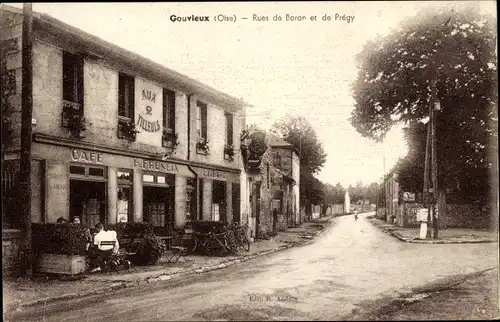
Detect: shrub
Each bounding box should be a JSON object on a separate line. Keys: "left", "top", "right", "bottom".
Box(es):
{"left": 133, "top": 235, "right": 163, "bottom": 266}
{"left": 32, "top": 223, "right": 89, "bottom": 256}
{"left": 106, "top": 222, "right": 154, "bottom": 240}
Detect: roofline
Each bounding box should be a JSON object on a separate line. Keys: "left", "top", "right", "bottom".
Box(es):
{"left": 0, "top": 4, "right": 249, "bottom": 110}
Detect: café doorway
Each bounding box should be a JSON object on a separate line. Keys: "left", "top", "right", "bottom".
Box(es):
{"left": 143, "top": 173, "right": 175, "bottom": 236}
{"left": 70, "top": 180, "right": 106, "bottom": 227}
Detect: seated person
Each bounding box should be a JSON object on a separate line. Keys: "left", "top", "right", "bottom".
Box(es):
{"left": 89, "top": 223, "right": 119, "bottom": 272}
{"left": 56, "top": 217, "right": 67, "bottom": 224}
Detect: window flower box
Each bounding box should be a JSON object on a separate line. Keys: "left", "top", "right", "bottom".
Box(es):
{"left": 162, "top": 128, "right": 179, "bottom": 149}
{"left": 224, "top": 145, "right": 235, "bottom": 162}
{"left": 118, "top": 117, "right": 139, "bottom": 141}
{"left": 196, "top": 137, "right": 210, "bottom": 154}
{"left": 61, "top": 100, "right": 87, "bottom": 139}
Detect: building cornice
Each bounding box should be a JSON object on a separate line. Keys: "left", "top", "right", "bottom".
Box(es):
{"left": 33, "top": 133, "right": 241, "bottom": 174}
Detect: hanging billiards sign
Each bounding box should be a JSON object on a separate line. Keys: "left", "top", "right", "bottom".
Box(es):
{"left": 135, "top": 78, "right": 162, "bottom": 145}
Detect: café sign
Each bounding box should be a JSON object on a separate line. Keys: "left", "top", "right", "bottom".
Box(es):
{"left": 71, "top": 149, "right": 103, "bottom": 164}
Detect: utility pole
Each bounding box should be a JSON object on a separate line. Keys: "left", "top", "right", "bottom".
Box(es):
{"left": 383, "top": 155, "right": 387, "bottom": 222}
{"left": 423, "top": 93, "right": 432, "bottom": 239}
{"left": 431, "top": 79, "right": 439, "bottom": 239}
{"left": 19, "top": 3, "right": 34, "bottom": 276}
{"left": 423, "top": 79, "right": 440, "bottom": 240}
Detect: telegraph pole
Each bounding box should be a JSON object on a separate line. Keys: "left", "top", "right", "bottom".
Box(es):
{"left": 423, "top": 79, "right": 440, "bottom": 240}
{"left": 19, "top": 3, "right": 34, "bottom": 276}
{"left": 423, "top": 92, "right": 432, "bottom": 239}
{"left": 431, "top": 79, "right": 439, "bottom": 239}
{"left": 383, "top": 155, "right": 387, "bottom": 222}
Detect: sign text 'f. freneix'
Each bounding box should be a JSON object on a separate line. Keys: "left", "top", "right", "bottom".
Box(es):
{"left": 134, "top": 159, "right": 179, "bottom": 173}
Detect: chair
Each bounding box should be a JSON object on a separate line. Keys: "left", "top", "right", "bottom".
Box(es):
{"left": 165, "top": 232, "right": 189, "bottom": 263}
{"left": 97, "top": 240, "right": 131, "bottom": 272}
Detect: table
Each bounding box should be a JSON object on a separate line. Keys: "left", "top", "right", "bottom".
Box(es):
{"left": 158, "top": 236, "right": 173, "bottom": 252}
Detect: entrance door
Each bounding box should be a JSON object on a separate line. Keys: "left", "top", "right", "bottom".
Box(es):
{"left": 70, "top": 180, "right": 106, "bottom": 227}
{"left": 143, "top": 185, "right": 174, "bottom": 236}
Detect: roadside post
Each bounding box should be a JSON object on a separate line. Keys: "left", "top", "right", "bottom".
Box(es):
{"left": 417, "top": 208, "right": 428, "bottom": 239}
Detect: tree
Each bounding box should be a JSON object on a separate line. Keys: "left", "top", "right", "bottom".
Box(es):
{"left": 271, "top": 116, "right": 328, "bottom": 210}
{"left": 271, "top": 116, "right": 327, "bottom": 175}
{"left": 350, "top": 4, "right": 497, "bottom": 204}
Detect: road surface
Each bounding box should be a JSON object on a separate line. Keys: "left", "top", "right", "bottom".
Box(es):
{"left": 10, "top": 213, "right": 498, "bottom": 321}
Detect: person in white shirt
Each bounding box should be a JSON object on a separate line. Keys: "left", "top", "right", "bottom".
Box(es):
{"left": 90, "top": 223, "right": 119, "bottom": 272}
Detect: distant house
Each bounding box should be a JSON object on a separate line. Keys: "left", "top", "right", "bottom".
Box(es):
{"left": 240, "top": 128, "right": 301, "bottom": 239}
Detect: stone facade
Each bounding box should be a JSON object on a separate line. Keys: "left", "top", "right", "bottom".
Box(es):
{"left": 1, "top": 6, "right": 247, "bottom": 236}
{"left": 242, "top": 131, "right": 300, "bottom": 239}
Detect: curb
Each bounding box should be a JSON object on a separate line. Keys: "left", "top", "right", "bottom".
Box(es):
{"left": 7, "top": 217, "right": 336, "bottom": 315}
{"left": 368, "top": 219, "right": 498, "bottom": 244}
{"left": 6, "top": 240, "right": 299, "bottom": 314}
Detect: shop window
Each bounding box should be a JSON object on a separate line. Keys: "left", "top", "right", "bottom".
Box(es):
{"left": 198, "top": 178, "right": 204, "bottom": 220}
{"left": 88, "top": 167, "right": 104, "bottom": 177}
{"left": 117, "top": 171, "right": 131, "bottom": 181}
{"left": 212, "top": 180, "right": 226, "bottom": 222}
{"left": 62, "top": 51, "right": 83, "bottom": 104}
{"left": 186, "top": 178, "right": 196, "bottom": 222}
{"left": 143, "top": 174, "right": 154, "bottom": 183}
{"left": 117, "top": 187, "right": 132, "bottom": 223}
{"left": 70, "top": 165, "right": 86, "bottom": 175}
{"left": 211, "top": 203, "right": 220, "bottom": 222}
{"left": 69, "top": 165, "right": 106, "bottom": 178}
{"left": 157, "top": 176, "right": 166, "bottom": 184}
{"left": 117, "top": 169, "right": 132, "bottom": 222}
{"left": 163, "top": 89, "right": 176, "bottom": 132}
{"left": 232, "top": 183, "right": 240, "bottom": 223}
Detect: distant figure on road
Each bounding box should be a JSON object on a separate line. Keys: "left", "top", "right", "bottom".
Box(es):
{"left": 354, "top": 211, "right": 359, "bottom": 221}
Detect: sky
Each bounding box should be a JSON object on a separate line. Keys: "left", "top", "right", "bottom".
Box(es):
{"left": 8, "top": 1, "right": 496, "bottom": 187}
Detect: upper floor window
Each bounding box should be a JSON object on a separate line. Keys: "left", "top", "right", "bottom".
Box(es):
{"left": 163, "top": 89, "right": 176, "bottom": 132}
{"left": 62, "top": 51, "right": 83, "bottom": 104}
{"left": 196, "top": 101, "right": 208, "bottom": 139}
{"left": 273, "top": 152, "right": 282, "bottom": 167}
{"left": 225, "top": 112, "right": 233, "bottom": 146}
{"left": 118, "top": 73, "right": 135, "bottom": 119}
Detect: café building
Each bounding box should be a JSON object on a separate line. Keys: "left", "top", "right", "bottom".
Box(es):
{"left": 1, "top": 5, "right": 247, "bottom": 236}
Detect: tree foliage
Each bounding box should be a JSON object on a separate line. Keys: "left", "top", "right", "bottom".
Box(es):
{"left": 271, "top": 116, "right": 328, "bottom": 208}
{"left": 350, "top": 4, "right": 497, "bottom": 204}
{"left": 271, "top": 116, "right": 327, "bottom": 175}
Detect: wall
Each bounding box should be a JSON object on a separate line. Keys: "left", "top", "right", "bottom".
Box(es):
{"left": 31, "top": 40, "right": 190, "bottom": 158}
{"left": 402, "top": 202, "right": 491, "bottom": 229}
{"left": 330, "top": 204, "right": 344, "bottom": 215}
{"left": 2, "top": 229, "right": 21, "bottom": 277}
{"left": 1, "top": 10, "right": 23, "bottom": 150}
{"left": 189, "top": 94, "right": 242, "bottom": 170}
